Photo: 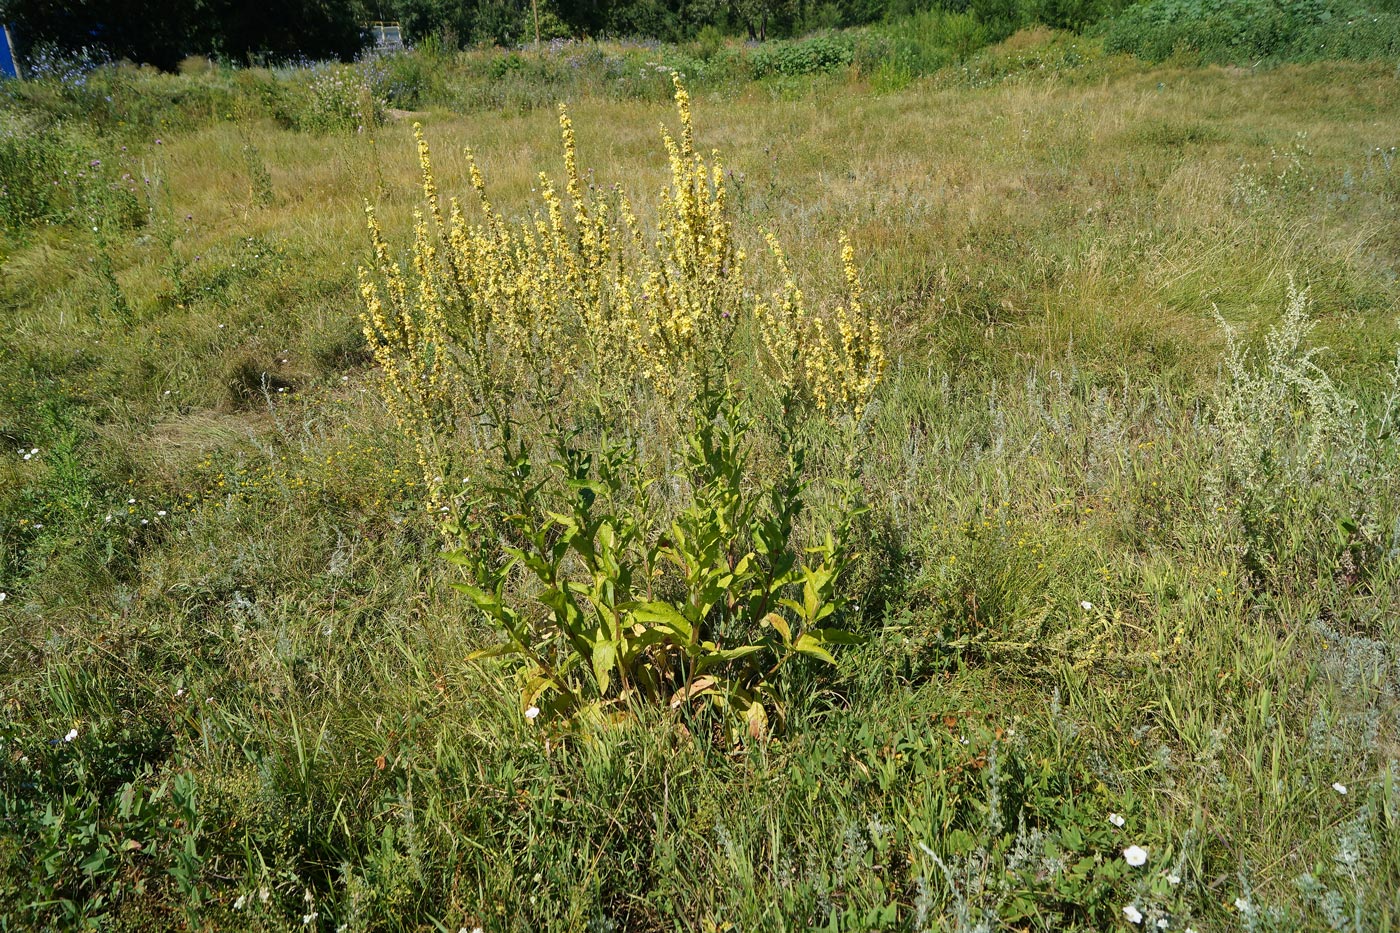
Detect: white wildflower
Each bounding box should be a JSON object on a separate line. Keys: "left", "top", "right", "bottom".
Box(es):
{"left": 1123, "top": 905, "right": 1143, "bottom": 924}
{"left": 1332, "top": 782, "right": 1347, "bottom": 795}
{"left": 1124, "top": 845, "right": 1148, "bottom": 866}
{"left": 1108, "top": 812, "right": 1126, "bottom": 828}
{"left": 1080, "top": 600, "right": 1093, "bottom": 610}
{"left": 63, "top": 728, "right": 78, "bottom": 742}
{"left": 525, "top": 706, "right": 540, "bottom": 721}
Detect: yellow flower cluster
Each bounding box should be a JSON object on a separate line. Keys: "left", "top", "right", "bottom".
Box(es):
{"left": 357, "top": 77, "right": 886, "bottom": 500}
{"left": 756, "top": 233, "right": 886, "bottom": 421}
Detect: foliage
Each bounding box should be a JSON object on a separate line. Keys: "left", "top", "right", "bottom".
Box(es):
{"left": 752, "top": 32, "right": 856, "bottom": 75}
{"left": 1103, "top": 0, "right": 1400, "bottom": 63}
{"left": 454, "top": 386, "right": 863, "bottom": 737}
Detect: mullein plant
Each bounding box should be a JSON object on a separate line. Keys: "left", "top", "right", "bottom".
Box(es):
{"left": 358, "top": 77, "right": 886, "bottom": 738}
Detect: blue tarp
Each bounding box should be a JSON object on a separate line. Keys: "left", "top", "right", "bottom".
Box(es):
{"left": 0, "top": 26, "right": 17, "bottom": 79}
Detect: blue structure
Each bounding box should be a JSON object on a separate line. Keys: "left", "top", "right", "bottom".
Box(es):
{"left": 0, "top": 26, "right": 18, "bottom": 79}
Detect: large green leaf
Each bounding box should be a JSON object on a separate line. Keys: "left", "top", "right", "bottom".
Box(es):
{"left": 630, "top": 601, "right": 694, "bottom": 640}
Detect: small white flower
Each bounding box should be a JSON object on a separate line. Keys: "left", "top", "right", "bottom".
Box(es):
{"left": 1080, "top": 600, "right": 1093, "bottom": 610}
{"left": 63, "top": 728, "right": 78, "bottom": 742}
{"left": 30, "top": 449, "right": 37, "bottom": 455}
{"left": 1123, "top": 905, "right": 1143, "bottom": 924}
{"left": 127, "top": 498, "right": 136, "bottom": 504}
{"left": 0, "top": 593, "right": 6, "bottom": 603}
{"left": 1167, "top": 873, "right": 1181, "bottom": 885}
{"left": 234, "top": 895, "right": 247, "bottom": 910}
{"left": 1234, "top": 897, "right": 1251, "bottom": 913}
{"left": 525, "top": 706, "right": 540, "bottom": 720}
{"left": 1332, "top": 782, "right": 1347, "bottom": 795}
{"left": 156, "top": 510, "right": 167, "bottom": 517}
{"left": 175, "top": 688, "right": 186, "bottom": 697}
{"left": 1156, "top": 919, "right": 1169, "bottom": 929}
{"left": 1108, "top": 812, "right": 1126, "bottom": 827}
{"left": 1123, "top": 845, "right": 1148, "bottom": 866}
{"left": 302, "top": 912, "right": 318, "bottom": 925}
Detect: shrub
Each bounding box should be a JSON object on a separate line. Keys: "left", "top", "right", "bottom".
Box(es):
{"left": 751, "top": 33, "right": 856, "bottom": 76}
{"left": 1208, "top": 284, "right": 1398, "bottom": 594}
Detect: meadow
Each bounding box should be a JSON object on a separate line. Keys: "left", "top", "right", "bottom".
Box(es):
{"left": 2, "top": 27, "right": 1400, "bottom": 932}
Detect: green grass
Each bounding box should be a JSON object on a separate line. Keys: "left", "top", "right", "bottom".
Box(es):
{"left": 2, "top": 31, "right": 1400, "bottom": 931}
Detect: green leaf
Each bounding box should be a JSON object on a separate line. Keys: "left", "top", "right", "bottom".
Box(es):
{"left": 805, "top": 627, "right": 864, "bottom": 646}
{"left": 762, "top": 612, "right": 792, "bottom": 646}
{"left": 451, "top": 582, "right": 503, "bottom": 615}
{"left": 466, "top": 641, "right": 520, "bottom": 660}
{"left": 630, "top": 601, "right": 694, "bottom": 640}
{"left": 793, "top": 633, "right": 837, "bottom": 665}
{"left": 592, "top": 640, "right": 617, "bottom": 694}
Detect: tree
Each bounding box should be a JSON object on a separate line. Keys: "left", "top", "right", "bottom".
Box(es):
{"left": 0, "top": 0, "right": 370, "bottom": 70}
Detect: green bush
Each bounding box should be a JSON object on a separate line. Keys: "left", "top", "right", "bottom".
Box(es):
{"left": 751, "top": 33, "right": 857, "bottom": 76}
{"left": 1103, "top": 0, "right": 1400, "bottom": 63}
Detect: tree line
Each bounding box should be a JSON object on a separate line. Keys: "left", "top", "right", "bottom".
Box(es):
{"left": 1, "top": 0, "right": 1084, "bottom": 69}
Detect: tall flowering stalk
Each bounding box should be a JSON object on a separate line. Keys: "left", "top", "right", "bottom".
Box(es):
{"left": 357, "top": 77, "right": 887, "bottom": 507}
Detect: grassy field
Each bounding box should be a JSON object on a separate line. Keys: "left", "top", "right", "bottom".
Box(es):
{"left": 2, "top": 32, "right": 1400, "bottom": 931}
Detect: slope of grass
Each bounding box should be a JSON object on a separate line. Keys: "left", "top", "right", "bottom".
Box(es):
{"left": 2, "top": 35, "right": 1400, "bottom": 931}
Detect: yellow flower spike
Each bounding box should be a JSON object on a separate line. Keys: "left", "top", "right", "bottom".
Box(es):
{"left": 672, "top": 74, "right": 694, "bottom": 159}
{"left": 558, "top": 104, "right": 585, "bottom": 218}
{"left": 360, "top": 78, "right": 888, "bottom": 516}
{"left": 413, "top": 123, "right": 444, "bottom": 231}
